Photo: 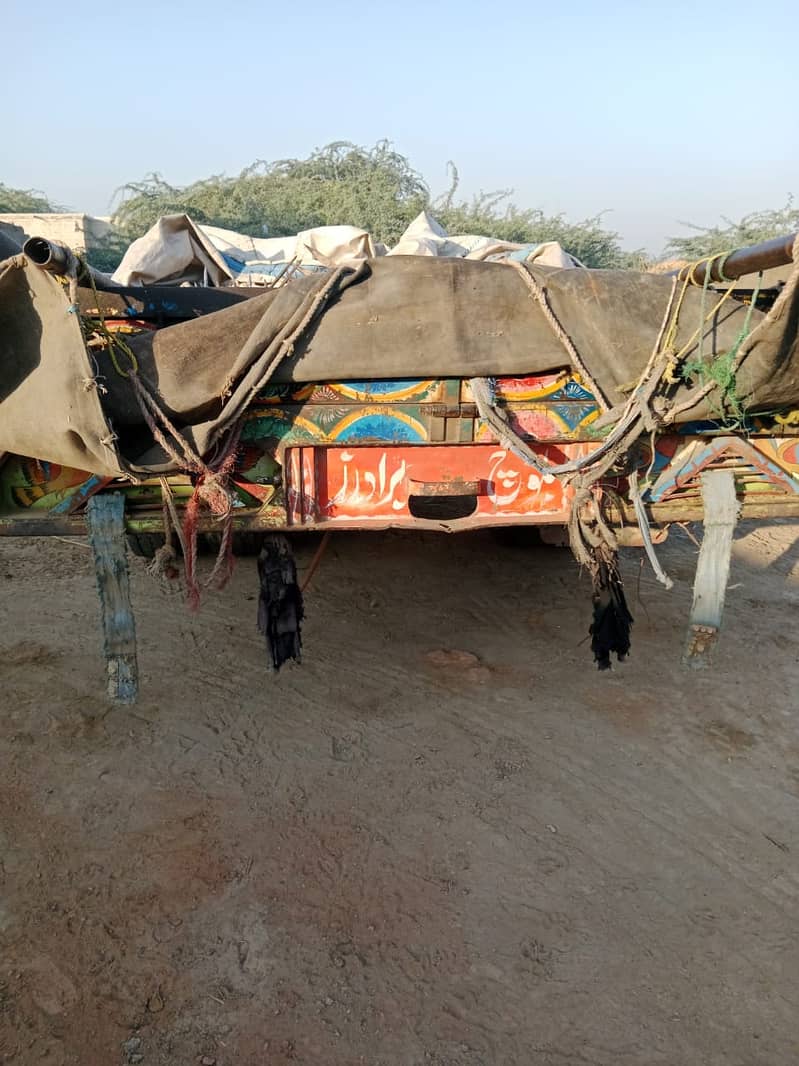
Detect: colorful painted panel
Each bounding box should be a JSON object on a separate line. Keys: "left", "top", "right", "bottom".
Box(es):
{"left": 0, "top": 456, "right": 93, "bottom": 512}
{"left": 630, "top": 436, "right": 799, "bottom": 497}
{"left": 242, "top": 405, "right": 433, "bottom": 446}
{"left": 475, "top": 403, "right": 600, "bottom": 442}
{"left": 256, "top": 379, "right": 447, "bottom": 405}
{"left": 284, "top": 442, "right": 598, "bottom": 524}
{"left": 749, "top": 437, "right": 799, "bottom": 476}
{"left": 465, "top": 373, "right": 597, "bottom": 403}
{"left": 643, "top": 437, "right": 799, "bottom": 503}
{"left": 256, "top": 372, "right": 598, "bottom": 409}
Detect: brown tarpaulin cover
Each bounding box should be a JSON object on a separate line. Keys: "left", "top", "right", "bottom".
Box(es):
{"left": 1, "top": 250, "right": 797, "bottom": 478}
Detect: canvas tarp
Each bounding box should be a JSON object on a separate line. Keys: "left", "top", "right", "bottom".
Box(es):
{"left": 111, "top": 215, "right": 233, "bottom": 287}
{"left": 113, "top": 217, "right": 383, "bottom": 286}
{"left": 0, "top": 254, "right": 128, "bottom": 475}
{"left": 385, "top": 210, "right": 582, "bottom": 267}
{"left": 111, "top": 211, "right": 578, "bottom": 287}
{"left": 1, "top": 247, "right": 798, "bottom": 478}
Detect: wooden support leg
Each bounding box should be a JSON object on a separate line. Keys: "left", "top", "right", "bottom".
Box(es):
{"left": 682, "top": 469, "right": 740, "bottom": 669}
{"left": 86, "top": 492, "right": 139, "bottom": 703}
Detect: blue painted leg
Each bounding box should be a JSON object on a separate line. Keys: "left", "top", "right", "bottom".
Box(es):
{"left": 86, "top": 492, "right": 139, "bottom": 703}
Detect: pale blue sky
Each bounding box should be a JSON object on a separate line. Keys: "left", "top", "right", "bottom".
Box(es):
{"left": 3, "top": 0, "right": 796, "bottom": 253}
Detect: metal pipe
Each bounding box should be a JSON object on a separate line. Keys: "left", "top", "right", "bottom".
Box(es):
{"left": 22, "top": 236, "right": 75, "bottom": 274}
{"left": 677, "top": 232, "right": 797, "bottom": 286}
{"left": 22, "top": 235, "right": 127, "bottom": 296}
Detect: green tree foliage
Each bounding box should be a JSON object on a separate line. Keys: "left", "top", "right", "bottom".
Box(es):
{"left": 113, "top": 141, "right": 430, "bottom": 247}
{"left": 86, "top": 231, "right": 132, "bottom": 273}
{"left": 665, "top": 196, "right": 798, "bottom": 259}
{"left": 0, "top": 183, "right": 58, "bottom": 213}
{"left": 112, "top": 141, "right": 639, "bottom": 268}
{"left": 434, "top": 164, "right": 639, "bottom": 268}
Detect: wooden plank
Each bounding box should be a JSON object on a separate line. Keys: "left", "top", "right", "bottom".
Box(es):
{"left": 86, "top": 492, "right": 138, "bottom": 703}
{"left": 682, "top": 469, "right": 740, "bottom": 669}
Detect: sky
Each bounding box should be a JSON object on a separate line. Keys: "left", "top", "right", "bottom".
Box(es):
{"left": 2, "top": 0, "right": 797, "bottom": 254}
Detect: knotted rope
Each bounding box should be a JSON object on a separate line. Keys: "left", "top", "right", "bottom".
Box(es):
{"left": 471, "top": 246, "right": 786, "bottom": 591}
{"left": 129, "top": 371, "right": 243, "bottom": 606}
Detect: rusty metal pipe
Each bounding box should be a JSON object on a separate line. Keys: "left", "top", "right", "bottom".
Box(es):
{"left": 22, "top": 235, "right": 126, "bottom": 294}
{"left": 22, "top": 236, "right": 75, "bottom": 274}
{"left": 677, "top": 232, "right": 797, "bottom": 286}
{"left": 23, "top": 235, "right": 107, "bottom": 285}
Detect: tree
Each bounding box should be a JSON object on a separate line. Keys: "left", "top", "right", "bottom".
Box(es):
{"left": 433, "top": 164, "right": 640, "bottom": 268}
{"left": 86, "top": 231, "right": 132, "bottom": 273}
{"left": 113, "top": 141, "right": 430, "bottom": 247}
{"left": 665, "top": 196, "right": 798, "bottom": 259}
{"left": 112, "top": 141, "right": 639, "bottom": 268}
{"left": 0, "top": 183, "right": 58, "bottom": 213}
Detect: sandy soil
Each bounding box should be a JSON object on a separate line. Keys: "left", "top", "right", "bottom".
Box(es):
{"left": 1, "top": 522, "right": 798, "bottom": 1066}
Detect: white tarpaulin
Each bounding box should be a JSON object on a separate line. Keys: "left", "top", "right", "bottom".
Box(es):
{"left": 198, "top": 223, "right": 380, "bottom": 270}
{"left": 112, "top": 217, "right": 380, "bottom": 286}
{"left": 387, "top": 211, "right": 584, "bottom": 268}
{"left": 111, "top": 211, "right": 580, "bottom": 287}
{"left": 112, "top": 215, "right": 232, "bottom": 287}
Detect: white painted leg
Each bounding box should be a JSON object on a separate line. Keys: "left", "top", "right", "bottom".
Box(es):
{"left": 682, "top": 469, "right": 740, "bottom": 669}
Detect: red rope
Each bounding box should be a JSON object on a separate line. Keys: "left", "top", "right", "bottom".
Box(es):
{"left": 182, "top": 420, "right": 243, "bottom": 609}
{"left": 129, "top": 371, "right": 243, "bottom": 608}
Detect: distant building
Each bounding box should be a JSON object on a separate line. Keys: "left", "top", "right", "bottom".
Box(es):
{"left": 0, "top": 213, "right": 112, "bottom": 253}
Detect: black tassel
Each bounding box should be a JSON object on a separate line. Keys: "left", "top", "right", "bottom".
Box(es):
{"left": 257, "top": 535, "right": 304, "bottom": 670}
{"left": 590, "top": 561, "right": 633, "bottom": 670}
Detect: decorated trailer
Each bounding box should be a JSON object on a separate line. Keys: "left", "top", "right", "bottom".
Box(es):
{"left": 1, "top": 230, "right": 798, "bottom": 702}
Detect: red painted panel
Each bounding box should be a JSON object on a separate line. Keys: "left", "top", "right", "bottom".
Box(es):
{"left": 286, "top": 443, "right": 599, "bottom": 524}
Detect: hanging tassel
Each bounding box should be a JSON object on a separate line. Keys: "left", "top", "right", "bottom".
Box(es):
{"left": 257, "top": 536, "right": 304, "bottom": 670}
{"left": 590, "top": 557, "right": 633, "bottom": 670}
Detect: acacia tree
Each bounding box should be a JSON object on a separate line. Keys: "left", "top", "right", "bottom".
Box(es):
{"left": 1, "top": 147, "right": 646, "bottom": 268}
{"left": 434, "top": 164, "right": 638, "bottom": 268}
{"left": 665, "top": 197, "right": 798, "bottom": 258}
{"left": 113, "top": 141, "right": 431, "bottom": 246}
{"left": 24, "top": 152, "right": 795, "bottom": 270}
{"left": 0, "top": 183, "right": 57, "bottom": 213}
{"left": 111, "top": 141, "right": 640, "bottom": 268}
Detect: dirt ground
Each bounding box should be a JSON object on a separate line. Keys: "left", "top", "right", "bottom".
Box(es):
{"left": 1, "top": 521, "right": 798, "bottom": 1066}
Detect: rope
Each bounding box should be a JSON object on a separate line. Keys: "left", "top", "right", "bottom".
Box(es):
{"left": 0, "top": 254, "right": 27, "bottom": 282}
{"left": 144, "top": 478, "right": 184, "bottom": 586}
{"left": 128, "top": 373, "right": 236, "bottom": 515}
{"left": 506, "top": 259, "right": 610, "bottom": 410}
{"left": 471, "top": 251, "right": 762, "bottom": 587}
{"left": 220, "top": 263, "right": 355, "bottom": 402}
{"left": 130, "top": 264, "right": 358, "bottom": 606}
{"left": 683, "top": 250, "right": 737, "bottom": 287}
{"left": 467, "top": 278, "right": 684, "bottom": 479}
{"left": 680, "top": 272, "right": 763, "bottom": 426}
{"left": 80, "top": 263, "right": 139, "bottom": 378}
{"left": 469, "top": 377, "right": 555, "bottom": 470}
{"left": 662, "top": 279, "right": 737, "bottom": 384}
{"left": 126, "top": 371, "right": 244, "bottom": 606}
{"left": 180, "top": 418, "right": 243, "bottom": 609}
{"left": 301, "top": 531, "right": 332, "bottom": 592}
{"left": 628, "top": 470, "right": 673, "bottom": 589}
{"left": 662, "top": 235, "right": 799, "bottom": 424}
